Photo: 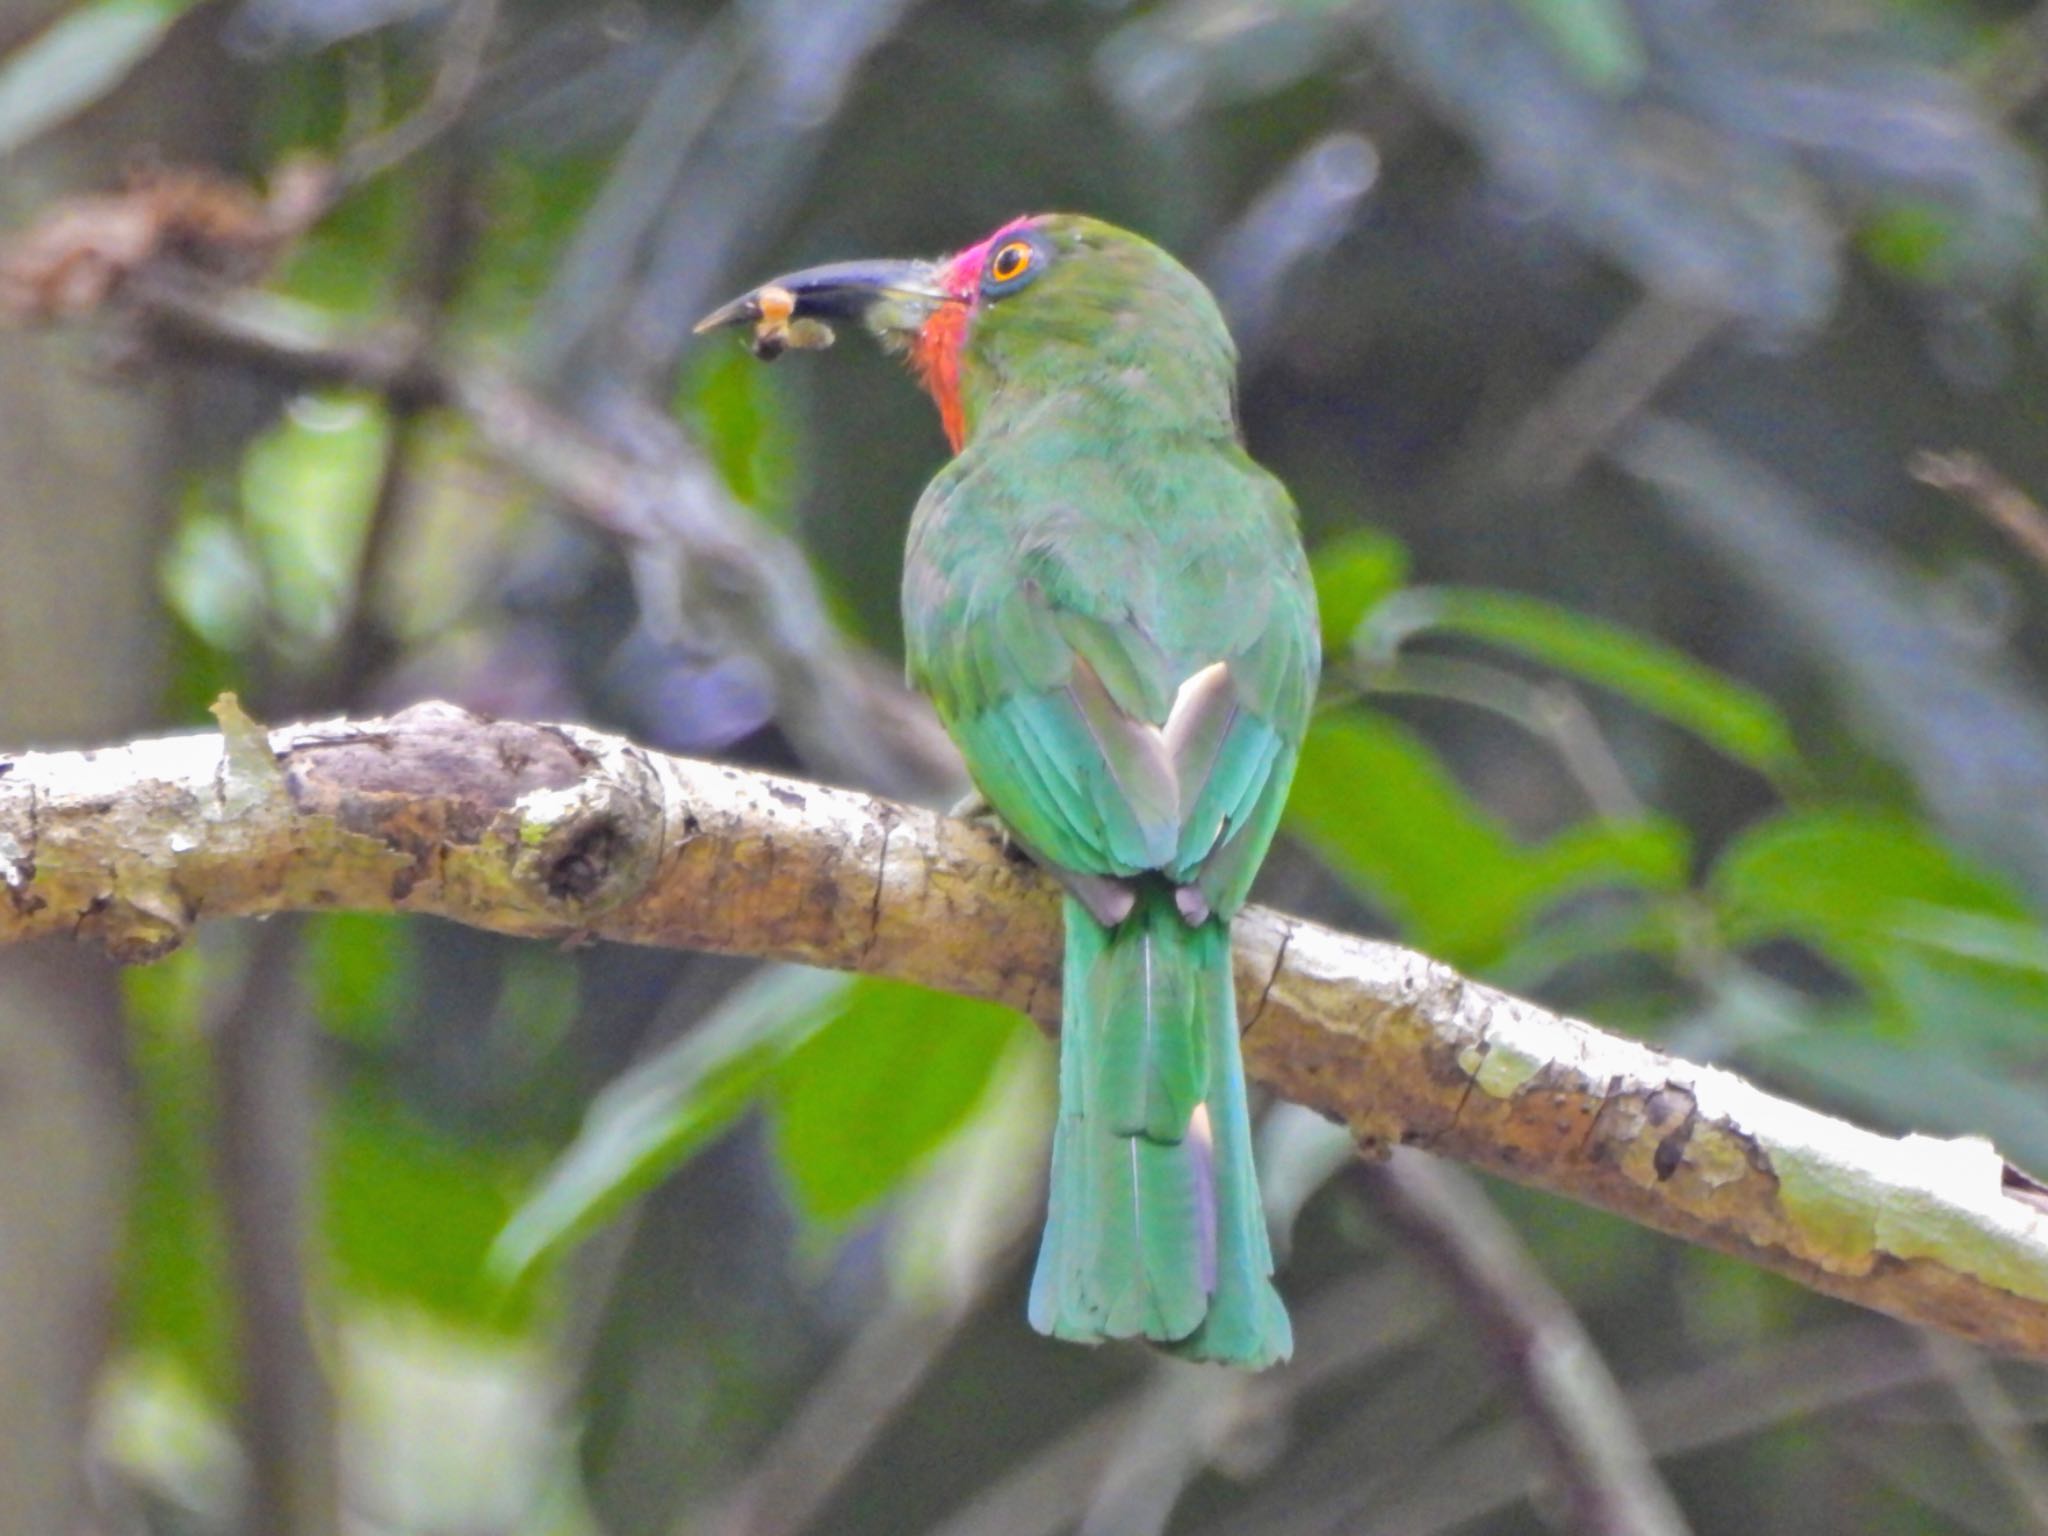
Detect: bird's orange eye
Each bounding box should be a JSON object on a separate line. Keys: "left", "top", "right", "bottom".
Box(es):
{"left": 989, "top": 240, "right": 1033, "bottom": 283}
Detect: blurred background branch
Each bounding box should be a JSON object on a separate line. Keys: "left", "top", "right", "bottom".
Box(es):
{"left": 114, "top": 271, "right": 966, "bottom": 799}
{"left": 1354, "top": 1149, "right": 1692, "bottom": 1536}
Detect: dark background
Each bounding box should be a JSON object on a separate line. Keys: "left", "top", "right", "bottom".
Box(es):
{"left": 3, "top": 1, "right": 2047, "bottom": 1532}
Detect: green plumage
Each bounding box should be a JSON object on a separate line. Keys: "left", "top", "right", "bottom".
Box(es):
{"left": 901, "top": 216, "right": 1319, "bottom": 1369}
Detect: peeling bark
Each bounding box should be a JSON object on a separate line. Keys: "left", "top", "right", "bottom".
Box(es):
{"left": 4, "top": 700, "right": 2047, "bottom": 1362}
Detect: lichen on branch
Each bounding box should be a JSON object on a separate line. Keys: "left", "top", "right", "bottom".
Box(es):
{"left": 2, "top": 699, "right": 2046, "bottom": 1362}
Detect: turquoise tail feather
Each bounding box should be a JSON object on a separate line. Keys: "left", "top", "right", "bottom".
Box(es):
{"left": 1028, "top": 891, "right": 1292, "bottom": 1368}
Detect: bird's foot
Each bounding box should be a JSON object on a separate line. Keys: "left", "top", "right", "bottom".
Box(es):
{"left": 949, "top": 788, "right": 1019, "bottom": 858}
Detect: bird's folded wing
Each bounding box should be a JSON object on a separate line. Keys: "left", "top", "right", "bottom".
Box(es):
{"left": 938, "top": 576, "right": 1302, "bottom": 916}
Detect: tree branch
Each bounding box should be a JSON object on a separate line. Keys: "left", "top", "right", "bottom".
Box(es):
{"left": 3, "top": 700, "right": 2047, "bottom": 1362}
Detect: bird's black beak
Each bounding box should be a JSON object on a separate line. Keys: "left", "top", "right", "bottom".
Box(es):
{"left": 694, "top": 258, "right": 951, "bottom": 357}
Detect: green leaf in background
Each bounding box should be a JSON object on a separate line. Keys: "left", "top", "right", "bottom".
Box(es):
{"left": 1364, "top": 586, "right": 1801, "bottom": 779}
{"left": 378, "top": 413, "right": 531, "bottom": 644}
{"left": 326, "top": 1094, "right": 537, "bottom": 1330}
{"left": 490, "top": 967, "right": 850, "bottom": 1283}
{"left": 157, "top": 612, "right": 244, "bottom": 728}
{"left": 1884, "top": 905, "right": 2048, "bottom": 973}
{"left": 1859, "top": 202, "right": 1960, "bottom": 283}
{"left": 241, "top": 392, "right": 392, "bottom": 651}
{"left": 1713, "top": 808, "right": 2030, "bottom": 945}
{"left": 94, "top": 1351, "right": 242, "bottom": 1516}
{"left": 681, "top": 341, "right": 800, "bottom": 521}
{"left": 276, "top": 175, "right": 408, "bottom": 318}
{"left": 1507, "top": 0, "right": 1648, "bottom": 94}
{"left": 120, "top": 940, "right": 239, "bottom": 1397}
{"left": 884, "top": 1028, "right": 1050, "bottom": 1305}
{"left": 769, "top": 978, "right": 1026, "bottom": 1227}
{"left": 1311, "top": 527, "right": 1410, "bottom": 656}
{"left": 495, "top": 966, "right": 1030, "bottom": 1277}
{"left": 0, "top": 0, "right": 201, "bottom": 156}
{"left": 305, "top": 913, "right": 417, "bottom": 1049}
{"left": 161, "top": 503, "right": 265, "bottom": 655}
{"left": 455, "top": 154, "right": 611, "bottom": 342}
{"left": 1711, "top": 808, "right": 2048, "bottom": 1042}
{"left": 1484, "top": 900, "right": 1683, "bottom": 996}
{"left": 1288, "top": 709, "right": 1688, "bottom": 967}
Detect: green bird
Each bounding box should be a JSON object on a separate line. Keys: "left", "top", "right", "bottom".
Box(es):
{"left": 698, "top": 215, "right": 1319, "bottom": 1368}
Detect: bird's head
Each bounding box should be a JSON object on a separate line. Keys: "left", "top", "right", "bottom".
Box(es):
{"left": 695, "top": 214, "right": 1237, "bottom": 454}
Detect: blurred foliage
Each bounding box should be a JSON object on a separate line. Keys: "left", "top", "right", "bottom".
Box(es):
{"left": 1358, "top": 584, "right": 1802, "bottom": 778}
{"left": 0, "top": 0, "right": 204, "bottom": 154}
{"left": 767, "top": 978, "right": 1026, "bottom": 1227}
{"left": 1508, "top": 0, "right": 1647, "bottom": 92}
{"left": 1289, "top": 708, "right": 1688, "bottom": 966}
{"left": 1712, "top": 806, "right": 2048, "bottom": 1024}
{"left": 495, "top": 968, "right": 1028, "bottom": 1282}
{"left": 9, "top": 0, "right": 2048, "bottom": 1531}
{"left": 122, "top": 942, "right": 240, "bottom": 1399}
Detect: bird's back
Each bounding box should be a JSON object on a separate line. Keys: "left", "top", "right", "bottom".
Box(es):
{"left": 905, "top": 401, "right": 1316, "bottom": 731}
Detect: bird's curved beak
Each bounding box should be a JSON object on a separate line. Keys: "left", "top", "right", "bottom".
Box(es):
{"left": 694, "top": 258, "right": 951, "bottom": 356}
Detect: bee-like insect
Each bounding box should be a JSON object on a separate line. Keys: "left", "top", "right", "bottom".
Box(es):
{"left": 746, "top": 283, "right": 836, "bottom": 362}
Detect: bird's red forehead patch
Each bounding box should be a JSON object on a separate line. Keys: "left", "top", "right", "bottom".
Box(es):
{"left": 939, "top": 215, "right": 1036, "bottom": 298}
{"left": 909, "top": 216, "right": 1039, "bottom": 453}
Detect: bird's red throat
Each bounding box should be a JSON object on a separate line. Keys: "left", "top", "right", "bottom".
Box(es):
{"left": 910, "top": 296, "right": 970, "bottom": 454}
{"left": 908, "top": 224, "right": 1018, "bottom": 455}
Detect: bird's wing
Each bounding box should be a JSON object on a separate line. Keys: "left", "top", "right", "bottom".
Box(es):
{"left": 1169, "top": 565, "right": 1318, "bottom": 919}
{"left": 933, "top": 572, "right": 1181, "bottom": 881}
{"left": 906, "top": 446, "right": 1318, "bottom": 917}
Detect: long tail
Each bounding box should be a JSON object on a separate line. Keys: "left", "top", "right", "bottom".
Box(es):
{"left": 1028, "top": 888, "right": 1292, "bottom": 1368}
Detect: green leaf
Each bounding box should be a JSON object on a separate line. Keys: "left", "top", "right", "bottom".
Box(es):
{"left": 1288, "top": 710, "right": 1521, "bottom": 962}
{"left": 1311, "top": 528, "right": 1410, "bottom": 656}
{"left": 304, "top": 913, "right": 416, "bottom": 1049}
{"left": 324, "top": 1095, "right": 535, "bottom": 1329}
{"left": 120, "top": 940, "right": 240, "bottom": 1396}
{"left": 1366, "top": 586, "right": 1800, "bottom": 778}
{"left": 1527, "top": 818, "right": 1689, "bottom": 902}
{"left": 240, "top": 392, "right": 392, "bottom": 651}
{"left": 490, "top": 966, "right": 849, "bottom": 1283}
{"left": 1507, "top": 0, "right": 1647, "bottom": 94}
{"left": 1711, "top": 808, "right": 2048, "bottom": 1038}
{"left": 158, "top": 606, "right": 244, "bottom": 722}
{"left": 884, "top": 1028, "right": 1051, "bottom": 1304}
{"left": 276, "top": 188, "right": 402, "bottom": 316}
{"left": 1859, "top": 203, "right": 1959, "bottom": 282}
{"left": 1713, "top": 809, "right": 2031, "bottom": 946}
{"left": 0, "top": 0, "right": 200, "bottom": 155}
{"left": 1884, "top": 906, "right": 2048, "bottom": 974}
{"left": 681, "top": 342, "right": 799, "bottom": 521}
{"left": 160, "top": 505, "right": 264, "bottom": 654}
{"left": 1288, "top": 710, "right": 1686, "bottom": 966}
{"left": 769, "top": 978, "right": 1025, "bottom": 1226}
